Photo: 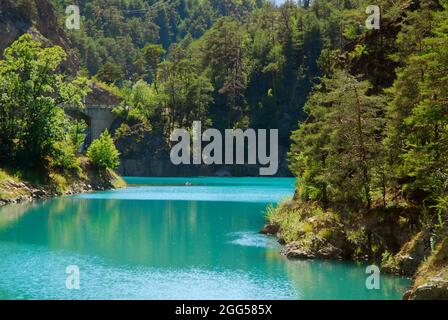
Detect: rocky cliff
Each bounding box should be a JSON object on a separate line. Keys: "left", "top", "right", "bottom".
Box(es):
{"left": 114, "top": 127, "right": 291, "bottom": 177}
{"left": 403, "top": 236, "right": 448, "bottom": 300}
{"left": 0, "top": 0, "right": 78, "bottom": 73}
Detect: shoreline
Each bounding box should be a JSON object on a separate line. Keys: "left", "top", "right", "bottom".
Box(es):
{"left": 0, "top": 165, "right": 126, "bottom": 207}
{"left": 261, "top": 199, "right": 448, "bottom": 300}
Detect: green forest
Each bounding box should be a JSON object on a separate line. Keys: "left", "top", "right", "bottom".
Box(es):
{"left": 51, "top": 0, "right": 448, "bottom": 233}
{"left": 0, "top": 0, "right": 447, "bottom": 299}
{"left": 50, "top": 0, "right": 324, "bottom": 155}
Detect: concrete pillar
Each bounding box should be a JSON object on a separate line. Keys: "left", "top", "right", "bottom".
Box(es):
{"left": 83, "top": 106, "right": 116, "bottom": 142}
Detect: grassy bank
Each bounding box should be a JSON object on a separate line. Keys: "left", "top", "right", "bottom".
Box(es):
{"left": 0, "top": 169, "right": 32, "bottom": 203}
{"left": 0, "top": 159, "right": 126, "bottom": 206}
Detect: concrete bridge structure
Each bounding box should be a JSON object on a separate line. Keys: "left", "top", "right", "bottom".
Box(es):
{"left": 64, "top": 105, "right": 117, "bottom": 146}
{"left": 64, "top": 83, "right": 121, "bottom": 147}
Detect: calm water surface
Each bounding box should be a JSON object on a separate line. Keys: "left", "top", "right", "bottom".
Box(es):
{"left": 0, "top": 177, "right": 411, "bottom": 299}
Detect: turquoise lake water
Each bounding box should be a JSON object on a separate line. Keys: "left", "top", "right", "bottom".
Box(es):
{"left": 0, "top": 177, "right": 411, "bottom": 299}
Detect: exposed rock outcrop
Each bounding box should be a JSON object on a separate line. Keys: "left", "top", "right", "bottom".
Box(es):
{"left": 264, "top": 199, "right": 352, "bottom": 260}
{"left": 85, "top": 82, "right": 122, "bottom": 106}
{"left": 260, "top": 222, "right": 279, "bottom": 236}
{"left": 403, "top": 236, "right": 448, "bottom": 300}
{"left": 279, "top": 218, "right": 351, "bottom": 260}
{"left": 114, "top": 123, "right": 291, "bottom": 177}
{"left": 115, "top": 128, "right": 291, "bottom": 177}
{"left": 403, "top": 279, "right": 448, "bottom": 300}
{"left": 261, "top": 197, "right": 448, "bottom": 299}
{"left": 0, "top": 0, "right": 78, "bottom": 73}
{"left": 382, "top": 230, "right": 432, "bottom": 277}
{"left": 281, "top": 238, "right": 346, "bottom": 260}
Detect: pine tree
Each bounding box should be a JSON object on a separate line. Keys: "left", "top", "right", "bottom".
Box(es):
{"left": 289, "top": 70, "right": 385, "bottom": 208}
{"left": 400, "top": 6, "right": 448, "bottom": 203}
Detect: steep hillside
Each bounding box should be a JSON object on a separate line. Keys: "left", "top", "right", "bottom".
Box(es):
{"left": 0, "top": 0, "right": 78, "bottom": 73}
{"left": 265, "top": 0, "right": 448, "bottom": 299}
{"left": 50, "top": 0, "right": 264, "bottom": 76}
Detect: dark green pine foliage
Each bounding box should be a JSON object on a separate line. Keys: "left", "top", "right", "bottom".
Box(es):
{"left": 288, "top": 0, "right": 448, "bottom": 235}
{"left": 289, "top": 70, "right": 385, "bottom": 209}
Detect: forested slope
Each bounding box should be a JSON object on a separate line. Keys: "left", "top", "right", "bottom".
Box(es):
{"left": 48, "top": 0, "right": 391, "bottom": 175}
{"left": 0, "top": 0, "right": 78, "bottom": 72}
{"left": 264, "top": 0, "right": 448, "bottom": 299}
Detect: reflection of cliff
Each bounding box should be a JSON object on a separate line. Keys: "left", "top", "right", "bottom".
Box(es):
{"left": 0, "top": 0, "right": 78, "bottom": 73}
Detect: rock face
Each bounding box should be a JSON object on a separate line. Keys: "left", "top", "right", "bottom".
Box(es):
{"left": 260, "top": 223, "right": 279, "bottom": 236}
{"left": 403, "top": 279, "right": 448, "bottom": 300}
{"left": 85, "top": 83, "right": 122, "bottom": 106}
{"left": 382, "top": 230, "right": 432, "bottom": 277}
{"left": 0, "top": 177, "right": 62, "bottom": 205}
{"left": 281, "top": 239, "right": 345, "bottom": 260}
{"left": 266, "top": 200, "right": 352, "bottom": 260}
{"left": 115, "top": 129, "right": 291, "bottom": 177}
{"left": 0, "top": 0, "right": 78, "bottom": 73}
{"left": 403, "top": 236, "right": 448, "bottom": 300}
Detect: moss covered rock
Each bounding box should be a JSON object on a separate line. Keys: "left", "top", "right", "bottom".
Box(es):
{"left": 265, "top": 199, "right": 352, "bottom": 259}
{"left": 404, "top": 236, "right": 448, "bottom": 300}
{"left": 382, "top": 230, "right": 432, "bottom": 277}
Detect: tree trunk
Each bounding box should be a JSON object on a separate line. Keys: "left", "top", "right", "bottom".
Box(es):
{"left": 353, "top": 82, "right": 371, "bottom": 209}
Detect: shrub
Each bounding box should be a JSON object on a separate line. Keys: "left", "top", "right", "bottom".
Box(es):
{"left": 87, "top": 130, "right": 120, "bottom": 170}
{"left": 46, "top": 141, "right": 81, "bottom": 175}
{"left": 49, "top": 173, "right": 69, "bottom": 194}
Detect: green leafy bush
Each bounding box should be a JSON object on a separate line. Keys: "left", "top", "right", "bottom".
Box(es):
{"left": 87, "top": 130, "right": 120, "bottom": 170}
{"left": 0, "top": 34, "right": 90, "bottom": 168}
{"left": 46, "top": 140, "right": 81, "bottom": 175}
